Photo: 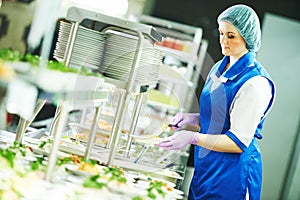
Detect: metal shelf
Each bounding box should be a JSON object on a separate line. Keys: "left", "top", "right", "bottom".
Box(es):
{"left": 130, "top": 14, "right": 207, "bottom": 112}
{"left": 66, "top": 7, "right": 163, "bottom": 42}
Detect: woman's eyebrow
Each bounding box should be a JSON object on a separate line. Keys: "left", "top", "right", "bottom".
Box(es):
{"left": 218, "top": 29, "right": 237, "bottom": 34}
{"left": 227, "top": 31, "right": 237, "bottom": 34}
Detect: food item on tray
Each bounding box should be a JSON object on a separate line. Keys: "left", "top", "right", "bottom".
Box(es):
{"left": 77, "top": 161, "right": 100, "bottom": 175}
{"left": 70, "top": 154, "right": 82, "bottom": 164}
{"left": 98, "top": 120, "right": 113, "bottom": 132}
{"left": 75, "top": 131, "right": 109, "bottom": 146}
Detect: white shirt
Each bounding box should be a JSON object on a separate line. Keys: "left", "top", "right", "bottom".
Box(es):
{"left": 228, "top": 76, "right": 272, "bottom": 147}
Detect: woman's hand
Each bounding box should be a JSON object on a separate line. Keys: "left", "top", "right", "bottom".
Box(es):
{"left": 169, "top": 113, "right": 200, "bottom": 130}
{"left": 157, "top": 131, "right": 243, "bottom": 153}
{"left": 157, "top": 130, "right": 199, "bottom": 150}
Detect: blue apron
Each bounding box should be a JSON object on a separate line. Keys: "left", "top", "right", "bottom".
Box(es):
{"left": 188, "top": 51, "right": 276, "bottom": 200}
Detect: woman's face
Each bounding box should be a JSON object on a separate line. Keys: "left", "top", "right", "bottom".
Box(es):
{"left": 218, "top": 21, "right": 248, "bottom": 58}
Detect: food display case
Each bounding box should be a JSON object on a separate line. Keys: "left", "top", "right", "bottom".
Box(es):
{"left": 0, "top": 5, "right": 190, "bottom": 200}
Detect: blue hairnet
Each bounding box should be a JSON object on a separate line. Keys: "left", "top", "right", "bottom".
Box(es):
{"left": 217, "top": 4, "right": 261, "bottom": 52}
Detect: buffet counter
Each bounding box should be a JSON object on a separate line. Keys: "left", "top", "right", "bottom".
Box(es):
{"left": 0, "top": 129, "right": 185, "bottom": 200}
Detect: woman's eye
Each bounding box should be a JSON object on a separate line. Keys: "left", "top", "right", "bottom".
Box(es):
{"left": 228, "top": 35, "right": 234, "bottom": 38}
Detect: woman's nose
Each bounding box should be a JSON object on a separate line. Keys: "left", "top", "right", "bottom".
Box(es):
{"left": 220, "top": 36, "right": 227, "bottom": 44}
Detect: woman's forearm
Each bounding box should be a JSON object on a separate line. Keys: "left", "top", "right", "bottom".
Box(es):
{"left": 196, "top": 133, "right": 243, "bottom": 153}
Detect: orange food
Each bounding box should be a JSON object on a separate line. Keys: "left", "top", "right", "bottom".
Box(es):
{"left": 77, "top": 162, "right": 99, "bottom": 175}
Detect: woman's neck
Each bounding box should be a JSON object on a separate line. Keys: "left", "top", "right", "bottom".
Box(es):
{"left": 229, "top": 49, "right": 249, "bottom": 67}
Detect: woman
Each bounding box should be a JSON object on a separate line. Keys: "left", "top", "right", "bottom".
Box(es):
{"left": 157, "top": 4, "right": 276, "bottom": 200}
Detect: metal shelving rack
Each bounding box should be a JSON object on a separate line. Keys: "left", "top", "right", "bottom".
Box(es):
{"left": 129, "top": 14, "right": 209, "bottom": 195}
{"left": 130, "top": 14, "right": 208, "bottom": 112}
{"left": 52, "top": 6, "right": 164, "bottom": 170}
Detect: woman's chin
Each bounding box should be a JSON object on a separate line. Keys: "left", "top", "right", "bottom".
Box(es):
{"left": 222, "top": 50, "right": 231, "bottom": 56}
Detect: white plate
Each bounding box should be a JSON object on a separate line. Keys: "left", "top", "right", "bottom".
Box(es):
{"left": 107, "top": 181, "right": 147, "bottom": 197}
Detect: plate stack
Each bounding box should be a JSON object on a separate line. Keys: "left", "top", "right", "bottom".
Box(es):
{"left": 100, "top": 31, "right": 161, "bottom": 88}
{"left": 54, "top": 20, "right": 107, "bottom": 70}
{"left": 53, "top": 20, "right": 162, "bottom": 89}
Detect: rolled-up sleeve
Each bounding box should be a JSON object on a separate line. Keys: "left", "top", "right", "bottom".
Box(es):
{"left": 225, "top": 76, "right": 272, "bottom": 150}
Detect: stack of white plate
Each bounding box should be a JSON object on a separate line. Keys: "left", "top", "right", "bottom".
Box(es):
{"left": 54, "top": 20, "right": 106, "bottom": 70}
{"left": 53, "top": 21, "right": 162, "bottom": 88}
{"left": 101, "top": 32, "right": 161, "bottom": 87}
{"left": 53, "top": 21, "right": 71, "bottom": 62}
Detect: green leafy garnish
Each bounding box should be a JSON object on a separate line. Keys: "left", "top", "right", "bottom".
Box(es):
{"left": 0, "top": 48, "right": 21, "bottom": 61}
{"left": 132, "top": 196, "right": 143, "bottom": 200}
{"left": 146, "top": 179, "right": 166, "bottom": 199}
{"left": 0, "top": 148, "right": 16, "bottom": 168}
{"left": 56, "top": 156, "right": 73, "bottom": 166}
{"left": 104, "top": 167, "right": 127, "bottom": 183}
{"left": 38, "top": 138, "right": 53, "bottom": 148}
{"left": 83, "top": 174, "right": 106, "bottom": 189}
{"left": 30, "top": 157, "right": 45, "bottom": 171}
{"left": 20, "top": 53, "right": 40, "bottom": 66}
{"left": 0, "top": 142, "right": 28, "bottom": 168}
{"left": 0, "top": 48, "right": 104, "bottom": 78}
{"left": 81, "top": 158, "right": 98, "bottom": 165}
{"left": 82, "top": 166, "right": 127, "bottom": 191}
{"left": 47, "top": 60, "right": 78, "bottom": 73}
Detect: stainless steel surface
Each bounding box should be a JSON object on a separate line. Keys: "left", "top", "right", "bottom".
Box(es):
{"left": 48, "top": 105, "right": 61, "bottom": 137}
{"left": 15, "top": 99, "right": 46, "bottom": 143}
{"left": 134, "top": 145, "right": 149, "bottom": 164}
{"left": 66, "top": 6, "right": 162, "bottom": 42}
{"left": 54, "top": 6, "right": 163, "bottom": 171}
{"left": 124, "top": 91, "right": 145, "bottom": 158}
{"left": 54, "top": 19, "right": 161, "bottom": 90}
{"left": 107, "top": 89, "right": 126, "bottom": 167}
{"left": 106, "top": 29, "right": 146, "bottom": 167}
{"left": 63, "top": 22, "right": 79, "bottom": 66}
{"left": 44, "top": 101, "right": 68, "bottom": 181}
{"left": 24, "top": 99, "right": 47, "bottom": 130}
{"left": 107, "top": 89, "right": 125, "bottom": 149}
{"left": 68, "top": 122, "right": 109, "bottom": 135}
{"left": 124, "top": 30, "right": 143, "bottom": 93}
{"left": 100, "top": 26, "right": 160, "bottom": 89}
{"left": 56, "top": 90, "right": 111, "bottom": 109}
{"left": 131, "top": 14, "right": 206, "bottom": 113}
{"left": 44, "top": 89, "right": 110, "bottom": 181}
{"left": 84, "top": 105, "right": 102, "bottom": 160}
{"left": 131, "top": 14, "right": 202, "bottom": 37}
{"left": 15, "top": 117, "right": 26, "bottom": 143}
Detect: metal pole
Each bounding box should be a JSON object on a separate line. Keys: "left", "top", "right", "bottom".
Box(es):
{"left": 15, "top": 118, "right": 27, "bottom": 143}
{"left": 15, "top": 99, "right": 46, "bottom": 143}
{"left": 84, "top": 105, "right": 102, "bottom": 160}
{"left": 107, "top": 90, "right": 126, "bottom": 167}
{"left": 63, "top": 22, "right": 79, "bottom": 66}
{"left": 104, "top": 28, "right": 145, "bottom": 167}
{"left": 107, "top": 89, "right": 125, "bottom": 149}
{"left": 44, "top": 101, "right": 68, "bottom": 181}
{"left": 124, "top": 86, "right": 147, "bottom": 158}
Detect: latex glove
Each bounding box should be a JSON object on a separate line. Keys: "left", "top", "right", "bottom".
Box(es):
{"left": 157, "top": 131, "right": 199, "bottom": 150}
{"left": 170, "top": 112, "right": 200, "bottom": 130}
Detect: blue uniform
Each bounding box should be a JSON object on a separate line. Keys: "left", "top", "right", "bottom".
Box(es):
{"left": 188, "top": 51, "right": 276, "bottom": 200}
